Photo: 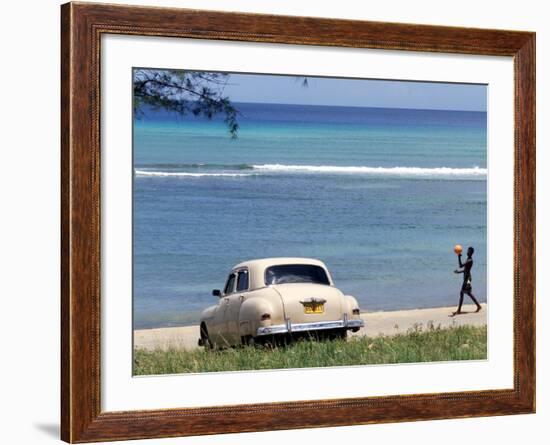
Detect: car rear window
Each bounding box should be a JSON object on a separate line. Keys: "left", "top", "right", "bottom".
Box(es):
{"left": 265, "top": 264, "right": 330, "bottom": 286}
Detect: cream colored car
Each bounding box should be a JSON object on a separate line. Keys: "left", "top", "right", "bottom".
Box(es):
{"left": 198, "top": 258, "right": 364, "bottom": 348}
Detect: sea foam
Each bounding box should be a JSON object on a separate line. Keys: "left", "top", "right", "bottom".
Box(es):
{"left": 135, "top": 170, "right": 255, "bottom": 178}
{"left": 135, "top": 164, "right": 487, "bottom": 179}
{"left": 252, "top": 164, "right": 487, "bottom": 177}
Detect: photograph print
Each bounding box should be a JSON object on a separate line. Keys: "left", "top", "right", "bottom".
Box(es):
{"left": 132, "top": 69, "right": 488, "bottom": 375}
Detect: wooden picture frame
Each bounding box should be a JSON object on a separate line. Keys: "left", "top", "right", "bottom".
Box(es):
{"left": 61, "top": 2, "right": 535, "bottom": 442}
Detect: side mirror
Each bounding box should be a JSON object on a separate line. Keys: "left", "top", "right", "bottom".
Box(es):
{"left": 212, "top": 289, "right": 222, "bottom": 297}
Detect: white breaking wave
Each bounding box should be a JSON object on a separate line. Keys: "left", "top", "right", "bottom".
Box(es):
{"left": 135, "top": 170, "right": 254, "bottom": 178}
{"left": 252, "top": 164, "right": 487, "bottom": 177}
{"left": 135, "top": 164, "right": 487, "bottom": 179}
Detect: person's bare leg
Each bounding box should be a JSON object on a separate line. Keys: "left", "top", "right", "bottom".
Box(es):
{"left": 467, "top": 292, "right": 482, "bottom": 312}
{"left": 452, "top": 292, "right": 465, "bottom": 316}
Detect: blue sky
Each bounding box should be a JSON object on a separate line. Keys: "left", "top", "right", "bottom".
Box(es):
{"left": 220, "top": 73, "right": 487, "bottom": 112}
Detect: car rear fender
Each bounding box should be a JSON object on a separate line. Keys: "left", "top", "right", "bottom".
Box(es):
{"left": 343, "top": 295, "right": 362, "bottom": 319}
{"left": 239, "top": 292, "right": 284, "bottom": 338}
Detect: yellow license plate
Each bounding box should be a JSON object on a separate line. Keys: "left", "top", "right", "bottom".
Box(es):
{"left": 304, "top": 303, "right": 324, "bottom": 314}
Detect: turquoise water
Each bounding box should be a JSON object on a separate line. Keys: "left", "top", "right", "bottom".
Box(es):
{"left": 133, "top": 103, "right": 487, "bottom": 329}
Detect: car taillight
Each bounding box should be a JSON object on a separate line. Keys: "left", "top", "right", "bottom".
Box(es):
{"left": 261, "top": 313, "right": 271, "bottom": 321}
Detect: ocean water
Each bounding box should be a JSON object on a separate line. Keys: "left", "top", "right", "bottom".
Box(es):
{"left": 133, "top": 103, "right": 487, "bottom": 329}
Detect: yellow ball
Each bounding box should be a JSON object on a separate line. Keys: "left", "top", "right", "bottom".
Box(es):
{"left": 454, "top": 244, "right": 463, "bottom": 255}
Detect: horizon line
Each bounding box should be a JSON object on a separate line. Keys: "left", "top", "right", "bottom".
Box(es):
{"left": 231, "top": 100, "right": 487, "bottom": 113}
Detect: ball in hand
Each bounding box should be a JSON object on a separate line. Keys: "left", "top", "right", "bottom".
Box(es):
{"left": 454, "top": 244, "right": 463, "bottom": 255}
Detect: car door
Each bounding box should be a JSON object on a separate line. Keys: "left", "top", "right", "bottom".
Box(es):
{"left": 224, "top": 269, "right": 249, "bottom": 344}
{"left": 212, "top": 272, "right": 236, "bottom": 346}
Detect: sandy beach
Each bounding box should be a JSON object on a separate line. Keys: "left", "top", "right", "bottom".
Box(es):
{"left": 134, "top": 303, "right": 486, "bottom": 351}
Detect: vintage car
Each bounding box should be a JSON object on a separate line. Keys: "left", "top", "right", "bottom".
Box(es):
{"left": 198, "top": 258, "right": 364, "bottom": 348}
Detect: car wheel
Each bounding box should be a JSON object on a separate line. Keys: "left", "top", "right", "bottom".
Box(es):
{"left": 328, "top": 329, "right": 347, "bottom": 340}
{"left": 242, "top": 335, "right": 255, "bottom": 347}
{"left": 200, "top": 323, "right": 213, "bottom": 349}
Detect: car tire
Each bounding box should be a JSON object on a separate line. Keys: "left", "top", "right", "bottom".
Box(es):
{"left": 242, "top": 335, "right": 255, "bottom": 347}
{"left": 329, "top": 329, "right": 347, "bottom": 340}
{"left": 200, "top": 323, "right": 213, "bottom": 350}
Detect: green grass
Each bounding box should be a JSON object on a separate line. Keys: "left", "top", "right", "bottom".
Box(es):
{"left": 133, "top": 324, "right": 487, "bottom": 375}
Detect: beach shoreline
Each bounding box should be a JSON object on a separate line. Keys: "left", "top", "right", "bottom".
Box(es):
{"left": 134, "top": 303, "right": 487, "bottom": 351}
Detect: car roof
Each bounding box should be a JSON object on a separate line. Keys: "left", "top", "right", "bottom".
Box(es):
{"left": 232, "top": 257, "right": 327, "bottom": 271}
{"left": 230, "top": 258, "right": 332, "bottom": 290}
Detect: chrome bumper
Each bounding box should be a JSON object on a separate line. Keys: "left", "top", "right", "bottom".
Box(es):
{"left": 256, "top": 317, "right": 364, "bottom": 336}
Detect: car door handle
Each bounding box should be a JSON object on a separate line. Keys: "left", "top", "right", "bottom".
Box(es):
{"left": 239, "top": 295, "right": 245, "bottom": 302}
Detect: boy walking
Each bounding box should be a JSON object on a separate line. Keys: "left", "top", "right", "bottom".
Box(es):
{"left": 453, "top": 246, "right": 482, "bottom": 316}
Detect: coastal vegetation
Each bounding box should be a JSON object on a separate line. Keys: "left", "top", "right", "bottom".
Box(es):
{"left": 133, "top": 69, "right": 309, "bottom": 137}
{"left": 134, "top": 324, "right": 487, "bottom": 375}
{"left": 133, "top": 69, "right": 240, "bottom": 137}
